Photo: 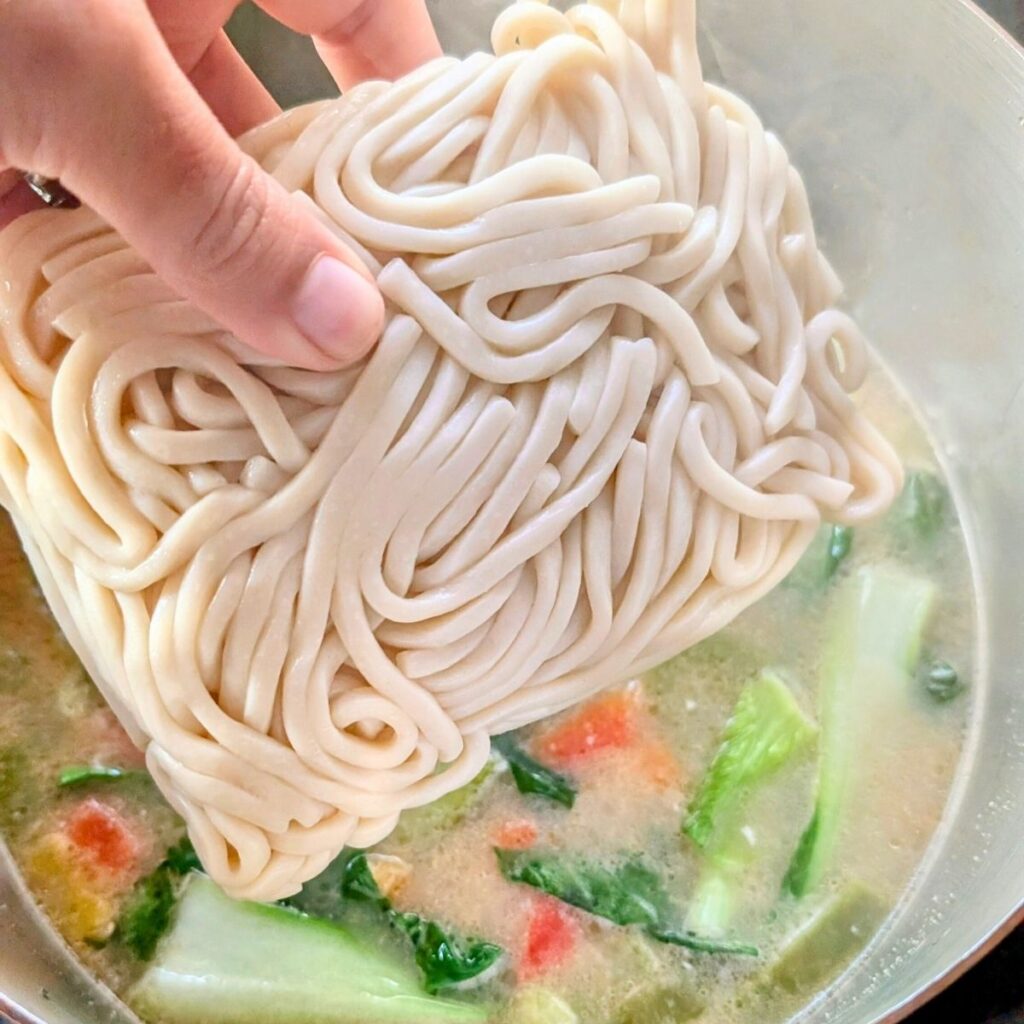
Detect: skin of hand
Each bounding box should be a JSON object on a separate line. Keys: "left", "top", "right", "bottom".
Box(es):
{"left": 0, "top": 0, "right": 442, "bottom": 369}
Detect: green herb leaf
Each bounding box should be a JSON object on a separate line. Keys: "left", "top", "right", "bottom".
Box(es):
{"left": 922, "top": 660, "right": 964, "bottom": 703}
{"left": 392, "top": 912, "right": 503, "bottom": 995}
{"left": 114, "top": 835, "right": 199, "bottom": 961}
{"left": 117, "top": 866, "right": 177, "bottom": 961}
{"left": 495, "top": 849, "right": 665, "bottom": 927}
{"left": 58, "top": 765, "right": 147, "bottom": 788}
{"left": 493, "top": 735, "right": 576, "bottom": 808}
{"left": 646, "top": 927, "right": 759, "bottom": 957}
{"left": 342, "top": 852, "right": 503, "bottom": 992}
{"left": 162, "top": 836, "right": 201, "bottom": 876}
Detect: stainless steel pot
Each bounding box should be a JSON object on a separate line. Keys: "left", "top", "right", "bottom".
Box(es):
{"left": 2, "top": 1, "right": 1022, "bottom": 1022}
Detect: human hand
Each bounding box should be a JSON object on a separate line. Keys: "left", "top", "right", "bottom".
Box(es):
{"left": 0, "top": 0, "right": 441, "bottom": 368}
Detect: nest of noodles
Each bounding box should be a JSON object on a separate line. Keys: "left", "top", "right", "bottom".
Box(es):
{"left": 0, "top": 0, "right": 901, "bottom": 899}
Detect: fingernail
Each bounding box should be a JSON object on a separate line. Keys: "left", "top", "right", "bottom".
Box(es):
{"left": 291, "top": 255, "right": 383, "bottom": 364}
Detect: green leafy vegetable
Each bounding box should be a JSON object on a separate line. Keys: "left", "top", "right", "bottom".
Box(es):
{"left": 493, "top": 735, "right": 576, "bottom": 808}
{"left": 342, "top": 853, "right": 503, "bottom": 994}
{"left": 684, "top": 672, "right": 817, "bottom": 935}
{"left": 495, "top": 849, "right": 757, "bottom": 957}
{"left": 922, "top": 660, "right": 964, "bottom": 703}
{"left": 58, "top": 765, "right": 148, "bottom": 787}
{"left": 115, "top": 836, "right": 200, "bottom": 960}
{"left": 391, "top": 913, "right": 504, "bottom": 995}
{"left": 162, "top": 836, "right": 202, "bottom": 875}
{"left": 118, "top": 867, "right": 176, "bottom": 960}
{"left": 769, "top": 884, "right": 886, "bottom": 994}
{"left": 129, "top": 874, "right": 488, "bottom": 1024}
{"left": 891, "top": 470, "right": 947, "bottom": 544}
{"left": 683, "top": 671, "right": 818, "bottom": 849}
{"left": 784, "top": 566, "right": 936, "bottom": 898}
{"left": 495, "top": 849, "right": 665, "bottom": 927}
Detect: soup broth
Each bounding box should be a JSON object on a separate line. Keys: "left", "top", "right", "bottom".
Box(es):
{"left": 0, "top": 366, "right": 973, "bottom": 1024}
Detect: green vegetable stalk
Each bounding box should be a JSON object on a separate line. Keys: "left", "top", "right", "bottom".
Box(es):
{"left": 130, "top": 875, "right": 488, "bottom": 1024}
{"left": 783, "top": 565, "right": 936, "bottom": 897}
{"left": 683, "top": 671, "right": 817, "bottom": 849}
{"left": 768, "top": 884, "right": 886, "bottom": 994}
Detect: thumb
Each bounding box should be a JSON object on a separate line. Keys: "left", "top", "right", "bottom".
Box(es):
{"left": 11, "top": 4, "right": 383, "bottom": 370}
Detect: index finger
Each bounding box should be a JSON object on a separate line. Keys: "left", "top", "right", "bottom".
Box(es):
{"left": 256, "top": 0, "right": 441, "bottom": 90}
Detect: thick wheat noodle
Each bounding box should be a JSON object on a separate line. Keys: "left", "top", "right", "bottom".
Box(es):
{"left": 0, "top": 0, "right": 902, "bottom": 899}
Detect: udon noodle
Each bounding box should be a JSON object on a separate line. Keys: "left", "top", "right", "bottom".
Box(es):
{"left": 0, "top": 0, "right": 901, "bottom": 899}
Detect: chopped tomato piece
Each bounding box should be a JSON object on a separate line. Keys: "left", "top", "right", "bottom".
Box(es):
{"left": 65, "top": 798, "right": 142, "bottom": 876}
{"left": 538, "top": 691, "right": 636, "bottom": 763}
{"left": 520, "top": 897, "right": 577, "bottom": 980}
{"left": 494, "top": 819, "right": 539, "bottom": 849}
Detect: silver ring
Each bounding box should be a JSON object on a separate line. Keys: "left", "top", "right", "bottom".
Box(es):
{"left": 22, "top": 173, "right": 80, "bottom": 210}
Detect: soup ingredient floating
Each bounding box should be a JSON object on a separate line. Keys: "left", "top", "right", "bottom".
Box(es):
{"left": 129, "top": 875, "right": 488, "bottom": 1024}
{"left": 0, "top": 0, "right": 901, "bottom": 900}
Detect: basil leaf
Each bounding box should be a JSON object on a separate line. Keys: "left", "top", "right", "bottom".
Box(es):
{"left": 493, "top": 735, "right": 576, "bottom": 808}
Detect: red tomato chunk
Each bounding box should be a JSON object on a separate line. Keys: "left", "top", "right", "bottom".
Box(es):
{"left": 65, "top": 799, "right": 142, "bottom": 876}
{"left": 520, "top": 896, "right": 577, "bottom": 980}
{"left": 539, "top": 692, "right": 636, "bottom": 763}
{"left": 493, "top": 819, "right": 539, "bottom": 850}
